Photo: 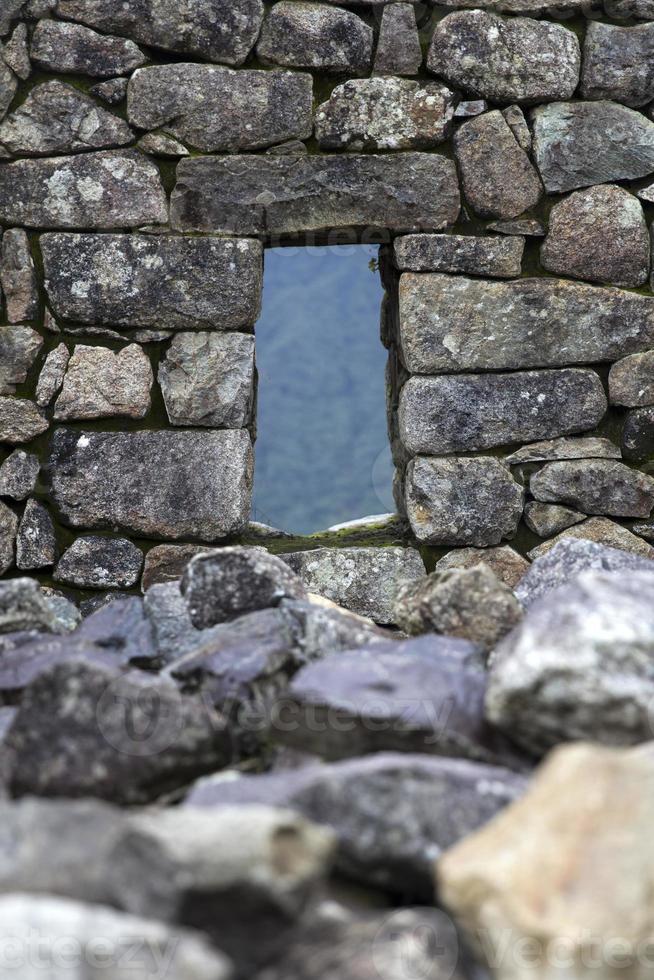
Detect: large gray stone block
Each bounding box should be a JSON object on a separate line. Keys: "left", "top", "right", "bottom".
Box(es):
{"left": 30, "top": 18, "right": 146, "bottom": 76}
{"left": 581, "top": 22, "right": 654, "bottom": 107}
{"left": 530, "top": 459, "right": 654, "bottom": 518}
{"left": 257, "top": 1, "right": 373, "bottom": 74}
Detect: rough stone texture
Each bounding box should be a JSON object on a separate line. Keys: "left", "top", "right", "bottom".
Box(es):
{"left": 455, "top": 99, "right": 488, "bottom": 118}
{"left": 16, "top": 497, "right": 56, "bottom": 569}
{"left": 487, "top": 571, "right": 654, "bottom": 753}
{"left": 142, "top": 543, "right": 218, "bottom": 592}
{"left": 159, "top": 332, "right": 255, "bottom": 428}
{"left": 316, "top": 78, "right": 455, "bottom": 151}
{"left": 434, "top": 545, "right": 529, "bottom": 589}
{"left": 3, "top": 23, "right": 30, "bottom": 80}
{"left": 90, "top": 77, "right": 128, "bottom": 105}
{"left": 373, "top": 3, "right": 422, "bottom": 76}
{"left": 0, "top": 229, "right": 38, "bottom": 324}
{"left": 0, "top": 501, "right": 17, "bottom": 575}
{"left": 505, "top": 435, "right": 622, "bottom": 464}
{"left": 171, "top": 153, "right": 461, "bottom": 237}
{"left": 54, "top": 536, "right": 144, "bottom": 589}
{"left": 488, "top": 218, "right": 545, "bottom": 236}
{"left": 399, "top": 273, "right": 654, "bottom": 373}
{"left": 0, "top": 58, "right": 17, "bottom": 125}
{"left": 257, "top": 2, "right": 373, "bottom": 75}
{"left": 49, "top": 428, "right": 253, "bottom": 541}
{"left": 527, "top": 516, "right": 654, "bottom": 561}
{"left": 405, "top": 457, "right": 524, "bottom": 547}
{"left": 541, "top": 185, "right": 649, "bottom": 287}
{"left": 609, "top": 350, "right": 654, "bottom": 407}
{"left": 524, "top": 501, "right": 585, "bottom": 537}
{"left": 622, "top": 405, "right": 654, "bottom": 462}
{"left": 502, "top": 104, "right": 531, "bottom": 154}
{"left": 394, "top": 566, "right": 523, "bottom": 653}
{"left": 0, "top": 450, "right": 38, "bottom": 500}
{"left": 438, "top": 742, "right": 654, "bottom": 980}
{"left": 281, "top": 547, "right": 425, "bottom": 624}
{"left": 532, "top": 101, "right": 654, "bottom": 193}
{"left": 394, "top": 233, "right": 524, "bottom": 278}
{"left": 0, "top": 397, "right": 48, "bottom": 443}
{"left": 0, "top": 150, "right": 167, "bottom": 229}
{"left": 582, "top": 21, "right": 654, "bottom": 107}
{"left": 605, "top": 0, "right": 654, "bottom": 14}
{"left": 186, "top": 753, "right": 527, "bottom": 902}
{"left": 0, "top": 325, "right": 42, "bottom": 395}
{"left": 42, "top": 234, "right": 262, "bottom": 331}
{"left": 530, "top": 459, "right": 654, "bottom": 518}
{"left": 30, "top": 19, "right": 146, "bottom": 77}
{"left": 514, "top": 537, "right": 654, "bottom": 607}
{"left": 0, "top": 1, "right": 24, "bottom": 36}
{"left": 54, "top": 344, "right": 153, "bottom": 421}
{"left": 35, "top": 343, "right": 69, "bottom": 408}
{"left": 454, "top": 111, "right": 543, "bottom": 219}
{"left": 0, "top": 81, "right": 132, "bottom": 156}
{"left": 137, "top": 132, "right": 188, "bottom": 158}
{"left": 56, "top": 0, "right": 264, "bottom": 65}
{"left": 398, "top": 370, "right": 607, "bottom": 454}
{"left": 181, "top": 547, "right": 307, "bottom": 628}
{"left": 0, "top": 577, "right": 57, "bottom": 633}
{"left": 128, "top": 65, "right": 313, "bottom": 154}
{"left": 427, "top": 11, "right": 580, "bottom": 104}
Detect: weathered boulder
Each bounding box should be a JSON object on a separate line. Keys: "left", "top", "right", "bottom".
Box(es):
{"left": 128, "top": 65, "right": 313, "bottom": 153}
{"left": 0, "top": 230, "right": 38, "bottom": 324}
{"left": 171, "top": 153, "right": 461, "bottom": 237}
{"left": 3, "top": 23, "right": 30, "bottom": 80}
{"left": 142, "top": 543, "right": 217, "bottom": 592}
{"left": 0, "top": 150, "right": 167, "bottom": 229}
{"left": 159, "top": 332, "right": 255, "bottom": 428}
{"left": 0, "top": 397, "right": 48, "bottom": 444}
{"left": 398, "top": 273, "right": 654, "bottom": 373}
{"left": 523, "top": 502, "right": 585, "bottom": 538}
{"left": 487, "top": 571, "right": 654, "bottom": 753}
{"left": 186, "top": 753, "right": 527, "bottom": 902}
{"left": 434, "top": 545, "right": 529, "bottom": 589}
{"left": 54, "top": 344, "right": 153, "bottom": 421}
{"left": 427, "top": 11, "right": 580, "bottom": 104}
{"left": 406, "top": 456, "right": 524, "bottom": 547}
{"left": 49, "top": 428, "right": 253, "bottom": 541}
{"left": 373, "top": 3, "right": 422, "bottom": 76}
{"left": 622, "top": 406, "right": 654, "bottom": 462}
{"left": 527, "top": 516, "right": 654, "bottom": 561}
{"left": 582, "top": 21, "right": 654, "bottom": 107}
{"left": 454, "top": 111, "right": 543, "bottom": 219}
{"left": 257, "top": 1, "right": 372, "bottom": 74}
{"left": 281, "top": 546, "right": 425, "bottom": 624}
{"left": 0, "top": 450, "right": 38, "bottom": 500}
{"left": 505, "top": 435, "right": 622, "bottom": 464}
{"left": 16, "top": 498, "right": 56, "bottom": 570}
{"left": 609, "top": 350, "right": 654, "bottom": 406}
{"left": 394, "top": 233, "right": 524, "bottom": 278}
{"left": 181, "top": 547, "right": 307, "bottom": 629}
{"left": 541, "top": 185, "right": 649, "bottom": 287}
{"left": 316, "top": 78, "right": 455, "bottom": 151}
{"left": 394, "top": 566, "right": 523, "bottom": 653}
{"left": 30, "top": 19, "right": 146, "bottom": 76}
{"left": 0, "top": 578, "right": 57, "bottom": 634}
{"left": 0, "top": 501, "right": 17, "bottom": 575}
{"left": 54, "top": 535, "right": 143, "bottom": 589}
{"left": 35, "top": 343, "right": 69, "bottom": 408}
{"left": 0, "top": 81, "right": 132, "bottom": 155}
{"left": 532, "top": 101, "right": 654, "bottom": 193}
{"left": 514, "top": 537, "right": 654, "bottom": 607}
{"left": 42, "top": 234, "right": 262, "bottom": 330}
{"left": 530, "top": 459, "right": 654, "bottom": 518}
{"left": 56, "top": 0, "right": 264, "bottom": 65}
{"left": 0, "top": 326, "right": 41, "bottom": 395}
{"left": 398, "top": 370, "right": 607, "bottom": 454}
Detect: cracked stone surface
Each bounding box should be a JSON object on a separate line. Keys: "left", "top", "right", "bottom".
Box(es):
{"left": 54, "top": 344, "right": 153, "bottom": 421}
{"left": 30, "top": 19, "right": 146, "bottom": 77}
{"left": 35, "top": 343, "right": 69, "bottom": 409}
{"left": 257, "top": 2, "right": 373, "bottom": 75}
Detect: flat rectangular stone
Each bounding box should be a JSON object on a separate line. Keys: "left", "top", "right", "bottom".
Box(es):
{"left": 400, "top": 273, "right": 654, "bottom": 373}
{"left": 171, "top": 153, "right": 460, "bottom": 237}
{"left": 41, "top": 235, "right": 263, "bottom": 331}
{"left": 394, "top": 234, "right": 524, "bottom": 278}
{"left": 0, "top": 151, "right": 167, "bottom": 230}
{"left": 49, "top": 429, "right": 253, "bottom": 541}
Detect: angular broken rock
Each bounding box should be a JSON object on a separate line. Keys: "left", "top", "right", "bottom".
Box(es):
{"left": 281, "top": 546, "right": 425, "bottom": 624}
{"left": 434, "top": 545, "right": 529, "bottom": 589}
{"left": 541, "top": 184, "right": 649, "bottom": 287}
{"left": 527, "top": 517, "right": 654, "bottom": 561}
{"left": 609, "top": 350, "right": 654, "bottom": 407}
{"left": 0, "top": 397, "right": 48, "bottom": 444}
{"left": 16, "top": 498, "right": 56, "bottom": 570}
{"left": 171, "top": 153, "right": 461, "bottom": 237}
{"left": 316, "top": 78, "right": 455, "bottom": 151}
{"left": 54, "top": 344, "right": 153, "bottom": 421}
{"left": 0, "top": 150, "right": 168, "bottom": 229}
{"left": 622, "top": 405, "right": 654, "bottom": 462}
{"left": 373, "top": 3, "right": 422, "bottom": 76}
{"left": 90, "top": 77, "right": 128, "bottom": 105}
{"left": 186, "top": 753, "right": 527, "bottom": 902}
{"left": 182, "top": 547, "right": 307, "bottom": 629}
{"left": 488, "top": 218, "right": 545, "bottom": 236}
{"left": 532, "top": 101, "right": 654, "bottom": 193}
{"left": 0, "top": 58, "right": 17, "bottom": 125}
{"left": 394, "top": 565, "right": 523, "bottom": 653}
{"left": 257, "top": 1, "right": 373, "bottom": 74}
{"left": 405, "top": 456, "right": 524, "bottom": 547}
{"left": 487, "top": 571, "right": 654, "bottom": 753}
{"left": 54, "top": 536, "right": 143, "bottom": 589}
{"left": 0, "top": 450, "right": 38, "bottom": 501}
{"left": 137, "top": 132, "right": 188, "bottom": 158}
{"left": 523, "top": 502, "right": 585, "bottom": 538}
{"left": 3, "top": 23, "right": 30, "bottom": 81}
{"left": 394, "top": 233, "right": 524, "bottom": 278}
{"left": 142, "top": 544, "right": 217, "bottom": 592}
{"left": 505, "top": 435, "right": 622, "bottom": 465}
{"left": 49, "top": 428, "right": 253, "bottom": 541}
{"left": 582, "top": 21, "right": 654, "bottom": 107}
{"left": 159, "top": 332, "right": 255, "bottom": 428}
{"left": 128, "top": 65, "right": 313, "bottom": 153}
{"left": 530, "top": 459, "right": 654, "bottom": 518}
{"left": 30, "top": 19, "right": 146, "bottom": 76}
{"left": 0, "top": 578, "right": 57, "bottom": 634}
{"left": 42, "top": 234, "right": 262, "bottom": 331}
{"left": 0, "top": 0, "right": 23, "bottom": 36}
{"left": 56, "top": 0, "right": 264, "bottom": 65}
{"left": 0, "top": 229, "right": 38, "bottom": 324}
{"left": 398, "top": 370, "right": 607, "bottom": 454}
{"left": 398, "top": 273, "right": 654, "bottom": 373}
{"left": 0, "top": 501, "right": 17, "bottom": 575}
{"left": 502, "top": 104, "right": 531, "bottom": 154}
{"left": 427, "top": 10, "right": 580, "bottom": 104}
{"left": 0, "top": 325, "right": 42, "bottom": 395}
{"left": 35, "top": 343, "right": 69, "bottom": 408}
{"left": 454, "top": 111, "right": 543, "bottom": 220}
{"left": 0, "top": 81, "right": 133, "bottom": 156}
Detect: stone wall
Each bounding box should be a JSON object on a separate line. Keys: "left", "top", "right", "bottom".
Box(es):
{"left": 2, "top": 0, "right": 654, "bottom": 595}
